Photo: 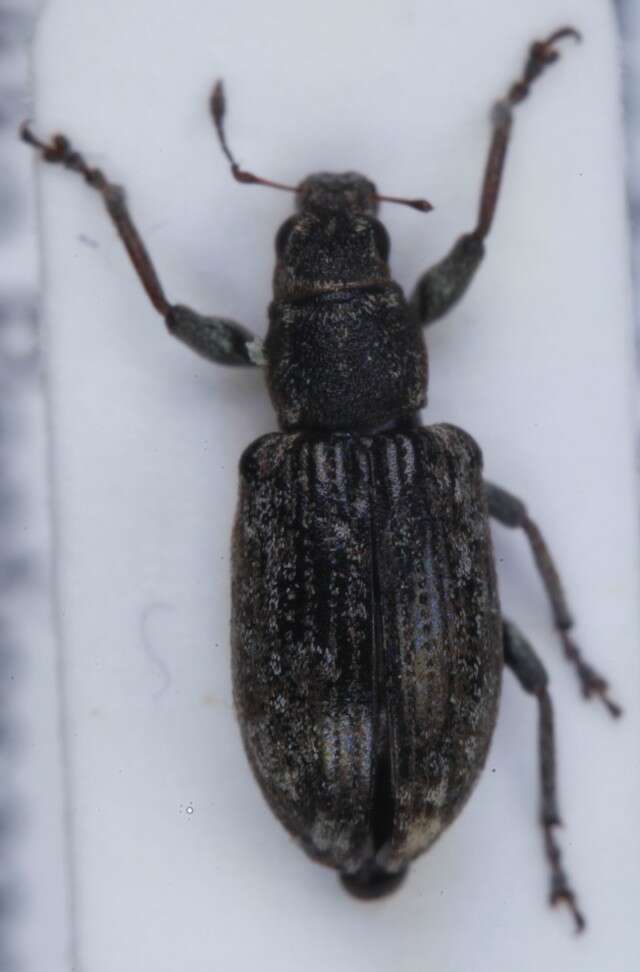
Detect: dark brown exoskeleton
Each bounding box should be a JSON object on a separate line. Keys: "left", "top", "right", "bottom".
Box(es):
{"left": 23, "top": 28, "right": 621, "bottom": 931}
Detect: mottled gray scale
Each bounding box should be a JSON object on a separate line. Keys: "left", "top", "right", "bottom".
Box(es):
{"left": 265, "top": 284, "right": 427, "bottom": 431}
{"left": 373, "top": 433, "right": 444, "bottom": 859}
{"left": 233, "top": 425, "right": 502, "bottom": 877}
{"left": 372, "top": 426, "right": 502, "bottom": 868}
{"left": 232, "top": 432, "right": 377, "bottom": 872}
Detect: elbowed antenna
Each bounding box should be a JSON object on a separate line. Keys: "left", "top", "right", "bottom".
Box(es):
{"left": 210, "top": 80, "right": 433, "bottom": 213}
{"left": 210, "top": 81, "right": 299, "bottom": 194}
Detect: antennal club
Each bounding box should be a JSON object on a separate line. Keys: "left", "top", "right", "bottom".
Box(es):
{"left": 210, "top": 81, "right": 298, "bottom": 194}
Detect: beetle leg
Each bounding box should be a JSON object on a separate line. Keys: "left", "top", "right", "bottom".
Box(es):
{"left": 20, "top": 124, "right": 265, "bottom": 366}
{"left": 473, "top": 27, "right": 580, "bottom": 241}
{"left": 486, "top": 481, "right": 622, "bottom": 718}
{"left": 165, "top": 305, "right": 265, "bottom": 366}
{"left": 503, "top": 618, "right": 585, "bottom": 934}
{"left": 409, "top": 233, "right": 485, "bottom": 326}
{"left": 411, "top": 27, "right": 579, "bottom": 326}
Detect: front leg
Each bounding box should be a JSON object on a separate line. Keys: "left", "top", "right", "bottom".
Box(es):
{"left": 411, "top": 27, "right": 580, "bottom": 326}
{"left": 21, "top": 125, "right": 265, "bottom": 367}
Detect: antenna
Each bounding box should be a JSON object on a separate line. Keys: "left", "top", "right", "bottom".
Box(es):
{"left": 210, "top": 81, "right": 298, "bottom": 194}
{"left": 210, "top": 82, "right": 433, "bottom": 213}
{"left": 373, "top": 192, "right": 433, "bottom": 213}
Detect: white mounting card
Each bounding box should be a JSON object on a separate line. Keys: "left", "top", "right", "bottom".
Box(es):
{"left": 31, "top": 1, "right": 640, "bottom": 971}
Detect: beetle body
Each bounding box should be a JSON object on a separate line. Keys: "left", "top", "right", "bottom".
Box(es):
{"left": 232, "top": 173, "right": 502, "bottom": 895}
{"left": 233, "top": 425, "right": 502, "bottom": 894}
{"left": 24, "top": 30, "right": 614, "bottom": 925}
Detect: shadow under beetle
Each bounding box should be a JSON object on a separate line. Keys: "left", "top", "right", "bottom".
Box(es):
{"left": 23, "top": 26, "right": 621, "bottom": 932}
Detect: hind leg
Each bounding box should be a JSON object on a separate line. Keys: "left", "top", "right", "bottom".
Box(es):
{"left": 503, "top": 618, "right": 585, "bottom": 932}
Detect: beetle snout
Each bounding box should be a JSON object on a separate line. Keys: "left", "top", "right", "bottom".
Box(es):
{"left": 297, "top": 172, "right": 378, "bottom": 215}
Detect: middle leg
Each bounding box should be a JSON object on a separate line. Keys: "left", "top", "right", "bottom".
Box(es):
{"left": 487, "top": 480, "right": 621, "bottom": 718}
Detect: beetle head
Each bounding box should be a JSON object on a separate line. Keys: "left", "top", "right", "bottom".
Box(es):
{"left": 272, "top": 173, "right": 393, "bottom": 300}
{"left": 296, "top": 171, "right": 378, "bottom": 216}
{"left": 210, "top": 82, "right": 433, "bottom": 300}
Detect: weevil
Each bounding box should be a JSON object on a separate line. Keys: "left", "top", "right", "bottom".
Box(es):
{"left": 23, "top": 27, "right": 621, "bottom": 931}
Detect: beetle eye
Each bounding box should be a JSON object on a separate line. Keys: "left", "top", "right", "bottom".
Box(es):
{"left": 275, "top": 216, "right": 297, "bottom": 257}
{"left": 371, "top": 219, "right": 391, "bottom": 262}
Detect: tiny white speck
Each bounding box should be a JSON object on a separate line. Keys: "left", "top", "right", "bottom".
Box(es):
{"left": 247, "top": 338, "right": 268, "bottom": 366}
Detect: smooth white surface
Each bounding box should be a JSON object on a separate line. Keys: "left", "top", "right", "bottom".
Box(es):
{"left": 33, "top": 1, "right": 640, "bottom": 970}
